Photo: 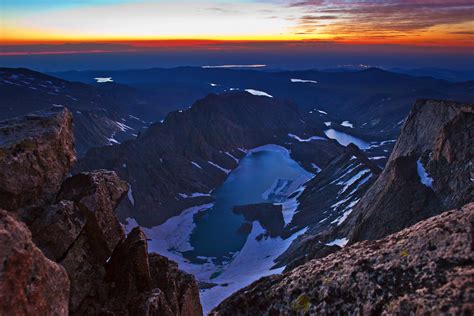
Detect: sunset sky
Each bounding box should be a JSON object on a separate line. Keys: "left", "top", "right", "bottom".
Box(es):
{"left": 1, "top": 0, "right": 473, "bottom": 70}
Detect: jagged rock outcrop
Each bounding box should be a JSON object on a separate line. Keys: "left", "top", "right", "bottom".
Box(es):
{"left": 211, "top": 203, "right": 474, "bottom": 315}
{"left": 0, "top": 210, "right": 70, "bottom": 315}
{"left": 148, "top": 253, "right": 203, "bottom": 316}
{"left": 341, "top": 99, "right": 473, "bottom": 243}
{"left": 104, "top": 227, "right": 203, "bottom": 315}
{"left": 0, "top": 106, "right": 75, "bottom": 211}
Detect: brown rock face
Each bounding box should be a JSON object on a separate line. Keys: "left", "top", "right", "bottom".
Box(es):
{"left": 0, "top": 210, "right": 70, "bottom": 316}
{"left": 104, "top": 227, "right": 153, "bottom": 312}
{"left": 0, "top": 106, "right": 75, "bottom": 211}
{"left": 27, "top": 170, "right": 128, "bottom": 314}
{"left": 57, "top": 170, "right": 128, "bottom": 254}
{"left": 148, "top": 253, "right": 203, "bottom": 316}
{"left": 29, "top": 200, "right": 85, "bottom": 261}
{"left": 55, "top": 170, "right": 128, "bottom": 313}
{"left": 211, "top": 203, "right": 474, "bottom": 315}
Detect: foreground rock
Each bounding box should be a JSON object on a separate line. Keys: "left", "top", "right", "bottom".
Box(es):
{"left": 0, "top": 210, "right": 69, "bottom": 315}
{"left": 0, "top": 106, "right": 75, "bottom": 212}
{"left": 212, "top": 203, "right": 474, "bottom": 315}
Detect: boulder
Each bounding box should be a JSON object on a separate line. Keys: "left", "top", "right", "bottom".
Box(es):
{"left": 0, "top": 210, "right": 70, "bottom": 315}
{"left": 29, "top": 200, "right": 85, "bottom": 261}
{"left": 0, "top": 106, "right": 75, "bottom": 212}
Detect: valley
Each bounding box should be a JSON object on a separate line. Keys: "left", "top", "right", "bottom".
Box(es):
{"left": 0, "top": 66, "right": 472, "bottom": 315}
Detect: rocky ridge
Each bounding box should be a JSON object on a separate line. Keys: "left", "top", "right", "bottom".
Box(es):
{"left": 0, "top": 107, "right": 202, "bottom": 315}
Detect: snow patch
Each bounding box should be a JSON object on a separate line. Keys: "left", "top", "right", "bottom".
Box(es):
{"left": 290, "top": 78, "right": 318, "bottom": 84}
{"left": 191, "top": 161, "right": 202, "bottom": 169}
{"left": 288, "top": 133, "right": 326, "bottom": 142}
{"left": 340, "top": 121, "right": 353, "bottom": 128}
{"left": 311, "top": 163, "right": 322, "bottom": 173}
{"left": 417, "top": 159, "right": 434, "bottom": 188}
{"left": 338, "top": 169, "right": 371, "bottom": 195}
{"left": 115, "top": 121, "right": 134, "bottom": 132}
{"left": 225, "top": 152, "right": 239, "bottom": 163}
{"left": 326, "top": 238, "right": 348, "bottom": 247}
{"left": 178, "top": 192, "right": 211, "bottom": 199}
{"left": 127, "top": 184, "right": 135, "bottom": 206}
{"left": 324, "top": 129, "right": 370, "bottom": 149}
{"left": 94, "top": 77, "right": 113, "bottom": 83}
{"left": 208, "top": 161, "right": 231, "bottom": 174}
{"left": 245, "top": 89, "right": 273, "bottom": 98}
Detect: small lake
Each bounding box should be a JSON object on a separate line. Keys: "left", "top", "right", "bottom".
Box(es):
{"left": 187, "top": 146, "right": 312, "bottom": 263}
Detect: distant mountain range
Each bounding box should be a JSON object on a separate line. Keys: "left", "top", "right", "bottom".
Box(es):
{"left": 50, "top": 66, "right": 474, "bottom": 141}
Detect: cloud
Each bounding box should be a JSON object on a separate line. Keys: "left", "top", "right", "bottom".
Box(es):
{"left": 288, "top": 0, "right": 474, "bottom": 42}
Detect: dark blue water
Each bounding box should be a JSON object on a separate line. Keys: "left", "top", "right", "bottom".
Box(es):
{"left": 187, "top": 147, "right": 311, "bottom": 263}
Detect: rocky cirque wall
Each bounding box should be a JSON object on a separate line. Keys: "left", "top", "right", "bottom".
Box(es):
{"left": 0, "top": 107, "right": 202, "bottom": 315}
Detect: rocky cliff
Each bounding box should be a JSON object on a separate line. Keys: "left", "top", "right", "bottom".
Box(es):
{"left": 212, "top": 202, "right": 474, "bottom": 315}
{"left": 341, "top": 99, "right": 473, "bottom": 243}
{"left": 0, "top": 107, "right": 202, "bottom": 315}
{"left": 275, "top": 99, "right": 473, "bottom": 270}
